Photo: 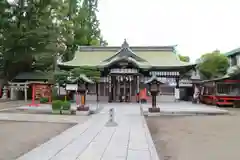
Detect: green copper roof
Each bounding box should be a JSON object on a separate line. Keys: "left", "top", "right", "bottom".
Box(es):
{"left": 60, "top": 51, "right": 114, "bottom": 67}
{"left": 69, "top": 74, "right": 94, "bottom": 84}
{"left": 59, "top": 40, "right": 195, "bottom": 69}
{"left": 99, "top": 56, "right": 151, "bottom": 68}
{"left": 60, "top": 50, "right": 194, "bottom": 68}
{"left": 225, "top": 47, "right": 240, "bottom": 57}
{"left": 13, "top": 71, "right": 51, "bottom": 81}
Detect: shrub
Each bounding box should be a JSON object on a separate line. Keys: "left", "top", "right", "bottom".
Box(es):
{"left": 40, "top": 97, "right": 49, "bottom": 104}
{"left": 62, "top": 101, "right": 71, "bottom": 110}
{"left": 234, "top": 100, "right": 240, "bottom": 108}
{"left": 52, "top": 100, "right": 62, "bottom": 110}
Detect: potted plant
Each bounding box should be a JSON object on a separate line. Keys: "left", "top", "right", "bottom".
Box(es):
{"left": 52, "top": 100, "right": 62, "bottom": 114}
{"left": 40, "top": 97, "right": 49, "bottom": 104}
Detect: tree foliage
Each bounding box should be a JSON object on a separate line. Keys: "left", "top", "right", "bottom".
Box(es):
{"left": 178, "top": 54, "right": 190, "bottom": 62}
{"left": 0, "top": 0, "right": 107, "bottom": 83}
{"left": 71, "top": 67, "right": 100, "bottom": 81}
{"left": 0, "top": 0, "right": 63, "bottom": 81}
{"left": 60, "top": 0, "right": 107, "bottom": 62}
{"left": 54, "top": 67, "right": 100, "bottom": 86}
{"left": 197, "top": 50, "right": 229, "bottom": 79}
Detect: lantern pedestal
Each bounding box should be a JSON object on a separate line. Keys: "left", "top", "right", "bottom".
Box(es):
{"left": 148, "top": 107, "right": 160, "bottom": 112}
{"left": 149, "top": 92, "right": 160, "bottom": 112}
{"left": 77, "top": 91, "right": 89, "bottom": 111}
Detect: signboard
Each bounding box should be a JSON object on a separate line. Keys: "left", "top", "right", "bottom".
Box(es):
{"left": 35, "top": 84, "right": 51, "bottom": 100}
{"left": 66, "top": 84, "right": 78, "bottom": 91}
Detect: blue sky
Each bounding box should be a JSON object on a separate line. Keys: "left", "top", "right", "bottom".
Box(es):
{"left": 98, "top": 0, "right": 240, "bottom": 62}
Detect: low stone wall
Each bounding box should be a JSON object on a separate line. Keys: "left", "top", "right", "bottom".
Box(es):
{"left": 86, "top": 94, "right": 175, "bottom": 103}
{"left": 86, "top": 95, "right": 108, "bottom": 102}
{"left": 156, "top": 95, "right": 175, "bottom": 102}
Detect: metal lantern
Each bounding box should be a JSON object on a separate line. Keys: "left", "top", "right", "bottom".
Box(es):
{"left": 150, "top": 82, "right": 159, "bottom": 93}
{"left": 77, "top": 83, "right": 86, "bottom": 93}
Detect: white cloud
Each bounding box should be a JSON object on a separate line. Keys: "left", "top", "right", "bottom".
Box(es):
{"left": 98, "top": 0, "right": 240, "bottom": 62}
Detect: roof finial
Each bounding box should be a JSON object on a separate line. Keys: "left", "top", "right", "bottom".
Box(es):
{"left": 122, "top": 38, "right": 129, "bottom": 48}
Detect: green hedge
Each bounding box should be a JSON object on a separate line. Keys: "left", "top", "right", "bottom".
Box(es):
{"left": 40, "top": 97, "right": 49, "bottom": 104}
{"left": 52, "top": 100, "right": 71, "bottom": 111}
{"left": 52, "top": 100, "right": 63, "bottom": 110}
{"left": 62, "top": 101, "right": 71, "bottom": 110}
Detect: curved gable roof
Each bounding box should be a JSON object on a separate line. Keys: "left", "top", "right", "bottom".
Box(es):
{"left": 58, "top": 40, "right": 195, "bottom": 69}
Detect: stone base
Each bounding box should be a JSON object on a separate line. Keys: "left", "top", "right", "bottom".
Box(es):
{"left": 61, "top": 110, "right": 72, "bottom": 115}
{"left": 105, "top": 121, "right": 118, "bottom": 127}
{"left": 76, "top": 111, "right": 90, "bottom": 116}
{"left": 148, "top": 107, "right": 160, "bottom": 113}
{"left": 77, "top": 106, "right": 89, "bottom": 111}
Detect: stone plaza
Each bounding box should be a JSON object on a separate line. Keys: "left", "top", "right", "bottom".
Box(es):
{"left": 1, "top": 102, "right": 225, "bottom": 160}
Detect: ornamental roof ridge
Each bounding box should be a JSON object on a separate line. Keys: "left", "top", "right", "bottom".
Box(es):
{"left": 77, "top": 45, "right": 176, "bottom": 52}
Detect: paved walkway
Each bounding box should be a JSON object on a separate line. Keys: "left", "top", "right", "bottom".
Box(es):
{"left": 17, "top": 103, "right": 159, "bottom": 160}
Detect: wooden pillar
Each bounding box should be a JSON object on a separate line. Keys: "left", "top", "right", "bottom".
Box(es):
{"left": 117, "top": 76, "right": 120, "bottom": 101}
{"left": 31, "top": 84, "right": 35, "bottom": 104}
{"left": 103, "top": 80, "right": 106, "bottom": 96}
{"left": 136, "top": 75, "right": 140, "bottom": 102}
{"left": 29, "top": 84, "right": 39, "bottom": 106}
{"left": 96, "top": 83, "right": 99, "bottom": 102}
{"left": 137, "top": 75, "right": 140, "bottom": 92}
{"left": 123, "top": 75, "right": 126, "bottom": 101}
{"left": 48, "top": 85, "right": 52, "bottom": 103}
{"left": 130, "top": 76, "right": 132, "bottom": 102}
{"left": 108, "top": 75, "right": 112, "bottom": 102}
{"left": 112, "top": 76, "right": 115, "bottom": 101}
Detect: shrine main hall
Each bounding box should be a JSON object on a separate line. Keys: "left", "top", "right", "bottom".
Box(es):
{"left": 58, "top": 40, "right": 196, "bottom": 102}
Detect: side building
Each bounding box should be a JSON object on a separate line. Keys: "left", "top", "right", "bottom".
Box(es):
{"left": 226, "top": 47, "right": 240, "bottom": 67}
{"left": 199, "top": 47, "right": 240, "bottom": 106}
{"left": 58, "top": 40, "right": 196, "bottom": 102}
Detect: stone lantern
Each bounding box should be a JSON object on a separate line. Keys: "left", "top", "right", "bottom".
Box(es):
{"left": 68, "top": 74, "right": 94, "bottom": 111}
{"left": 145, "top": 76, "right": 163, "bottom": 112}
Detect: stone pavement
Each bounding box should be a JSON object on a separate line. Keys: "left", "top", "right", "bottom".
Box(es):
{"left": 17, "top": 103, "right": 159, "bottom": 160}
{"left": 141, "top": 101, "right": 229, "bottom": 115}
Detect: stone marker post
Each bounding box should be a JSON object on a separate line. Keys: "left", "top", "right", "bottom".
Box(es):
{"left": 105, "top": 108, "right": 118, "bottom": 127}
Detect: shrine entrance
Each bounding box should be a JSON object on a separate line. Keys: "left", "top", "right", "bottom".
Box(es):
{"left": 109, "top": 69, "right": 140, "bottom": 102}
{"left": 112, "top": 75, "right": 133, "bottom": 102}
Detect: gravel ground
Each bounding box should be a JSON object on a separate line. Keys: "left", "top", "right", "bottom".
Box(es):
{"left": 0, "top": 121, "right": 74, "bottom": 160}
{"left": 146, "top": 109, "right": 240, "bottom": 160}
{"left": 0, "top": 101, "right": 30, "bottom": 110}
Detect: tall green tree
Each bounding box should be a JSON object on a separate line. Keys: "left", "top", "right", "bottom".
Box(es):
{"left": 197, "top": 50, "right": 229, "bottom": 79}
{"left": 1, "top": 0, "right": 107, "bottom": 84}
{"left": 61, "top": 0, "right": 107, "bottom": 62}
{"left": 0, "top": 0, "right": 62, "bottom": 82}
